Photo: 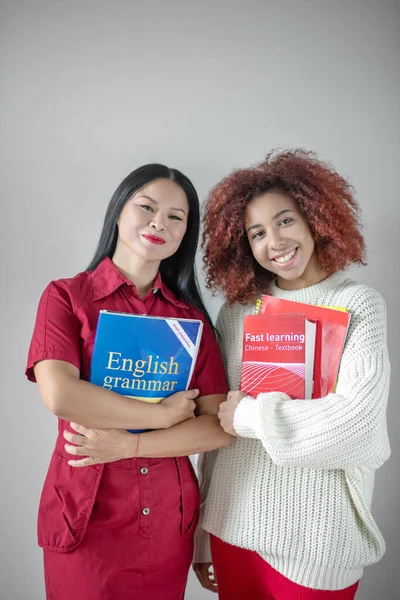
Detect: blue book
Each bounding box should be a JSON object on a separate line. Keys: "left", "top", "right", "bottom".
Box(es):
{"left": 90, "top": 311, "right": 203, "bottom": 433}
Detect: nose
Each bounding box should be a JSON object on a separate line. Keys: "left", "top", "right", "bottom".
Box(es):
{"left": 268, "top": 229, "right": 285, "bottom": 251}
{"left": 149, "top": 213, "right": 166, "bottom": 232}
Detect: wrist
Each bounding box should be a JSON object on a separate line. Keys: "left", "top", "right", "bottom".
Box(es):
{"left": 141, "top": 403, "right": 168, "bottom": 429}
{"left": 233, "top": 396, "right": 260, "bottom": 438}
{"left": 155, "top": 404, "right": 171, "bottom": 428}
{"left": 123, "top": 432, "right": 138, "bottom": 459}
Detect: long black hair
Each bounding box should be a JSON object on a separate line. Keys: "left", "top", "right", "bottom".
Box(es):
{"left": 87, "top": 164, "right": 213, "bottom": 327}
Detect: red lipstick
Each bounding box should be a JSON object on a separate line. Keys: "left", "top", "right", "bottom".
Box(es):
{"left": 142, "top": 234, "right": 166, "bottom": 245}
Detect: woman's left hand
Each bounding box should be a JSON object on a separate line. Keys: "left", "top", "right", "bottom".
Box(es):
{"left": 218, "top": 390, "right": 246, "bottom": 436}
{"left": 64, "top": 422, "right": 133, "bottom": 467}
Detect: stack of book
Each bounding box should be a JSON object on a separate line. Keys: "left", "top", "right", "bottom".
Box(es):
{"left": 241, "top": 296, "right": 350, "bottom": 400}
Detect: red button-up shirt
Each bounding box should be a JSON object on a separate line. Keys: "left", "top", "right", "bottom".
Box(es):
{"left": 25, "top": 258, "right": 228, "bottom": 584}
{"left": 26, "top": 257, "right": 228, "bottom": 436}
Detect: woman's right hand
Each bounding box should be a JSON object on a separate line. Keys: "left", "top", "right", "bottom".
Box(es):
{"left": 193, "top": 562, "right": 218, "bottom": 593}
{"left": 160, "top": 389, "right": 198, "bottom": 427}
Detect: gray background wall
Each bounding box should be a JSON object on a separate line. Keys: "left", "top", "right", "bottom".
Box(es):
{"left": 1, "top": 1, "right": 399, "bottom": 598}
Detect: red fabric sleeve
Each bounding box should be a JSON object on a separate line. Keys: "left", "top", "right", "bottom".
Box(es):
{"left": 191, "top": 318, "right": 228, "bottom": 397}
{"left": 26, "top": 281, "right": 82, "bottom": 382}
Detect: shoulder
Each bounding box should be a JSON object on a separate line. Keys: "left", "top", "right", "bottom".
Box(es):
{"left": 38, "top": 270, "right": 93, "bottom": 309}
{"left": 336, "top": 279, "right": 386, "bottom": 320}
{"left": 337, "top": 280, "right": 387, "bottom": 353}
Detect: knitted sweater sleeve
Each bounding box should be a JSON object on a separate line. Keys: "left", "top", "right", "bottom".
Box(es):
{"left": 233, "top": 288, "right": 391, "bottom": 471}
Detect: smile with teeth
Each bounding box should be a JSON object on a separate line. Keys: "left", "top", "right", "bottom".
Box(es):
{"left": 272, "top": 248, "right": 298, "bottom": 264}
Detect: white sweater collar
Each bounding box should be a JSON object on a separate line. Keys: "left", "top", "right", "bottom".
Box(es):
{"left": 267, "top": 271, "right": 348, "bottom": 303}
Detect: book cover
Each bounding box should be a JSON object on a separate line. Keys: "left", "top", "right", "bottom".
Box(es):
{"left": 241, "top": 313, "right": 316, "bottom": 399}
{"left": 259, "top": 296, "right": 350, "bottom": 398}
{"left": 90, "top": 311, "right": 203, "bottom": 432}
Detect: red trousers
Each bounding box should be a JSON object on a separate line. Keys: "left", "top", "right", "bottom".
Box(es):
{"left": 40, "top": 445, "right": 199, "bottom": 600}
{"left": 210, "top": 535, "right": 359, "bottom": 600}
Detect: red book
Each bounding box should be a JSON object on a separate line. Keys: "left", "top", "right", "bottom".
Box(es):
{"left": 241, "top": 313, "right": 316, "bottom": 399}
{"left": 258, "top": 296, "right": 350, "bottom": 398}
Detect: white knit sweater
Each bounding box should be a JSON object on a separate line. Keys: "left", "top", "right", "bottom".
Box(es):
{"left": 194, "top": 271, "right": 391, "bottom": 591}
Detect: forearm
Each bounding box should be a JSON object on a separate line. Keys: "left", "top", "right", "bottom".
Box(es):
{"left": 46, "top": 376, "right": 167, "bottom": 430}
{"left": 235, "top": 347, "right": 391, "bottom": 470}
{"left": 134, "top": 414, "right": 232, "bottom": 458}
{"left": 194, "top": 526, "right": 212, "bottom": 563}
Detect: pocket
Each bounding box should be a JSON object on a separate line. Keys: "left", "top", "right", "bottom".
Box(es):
{"left": 38, "top": 450, "right": 103, "bottom": 552}
{"left": 175, "top": 457, "right": 200, "bottom": 536}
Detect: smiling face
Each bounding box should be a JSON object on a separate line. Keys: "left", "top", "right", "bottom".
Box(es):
{"left": 244, "top": 191, "right": 327, "bottom": 290}
{"left": 116, "top": 178, "right": 189, "bottom": 266}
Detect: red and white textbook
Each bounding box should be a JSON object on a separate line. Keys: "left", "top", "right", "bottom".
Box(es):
{"left": 258, "top": 296, "right": 350, "bottom": 398}
{"left": 241, "top": 313, "right": 317, "bottom": 399}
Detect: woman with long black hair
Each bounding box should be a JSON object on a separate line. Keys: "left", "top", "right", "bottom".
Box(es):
{"left": 26, "top": 164, "right": 231, "bottom": 600}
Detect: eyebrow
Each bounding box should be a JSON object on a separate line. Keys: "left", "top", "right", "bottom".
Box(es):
{"left": 137, "top": 195, "right": 187, "bottom": 215}
{"left": 246, "top": 209, "right": 294, "bottom": 233}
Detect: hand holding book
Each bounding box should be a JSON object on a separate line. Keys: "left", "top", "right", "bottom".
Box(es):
{"left": 218, "top": 390, "right": 247, "bottom": 436}
{"left": 160, "top": 388, "right": 199, "bottom": 427}
{"left": 63, "top": 389, "right": 199, "bottom": 467}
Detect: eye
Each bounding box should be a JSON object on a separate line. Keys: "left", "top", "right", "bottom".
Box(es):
{"left": 251, "top": 230, "right": 265, "bottom": 240}
{"left": 279, "top": 217, "right": 293, "bottom": 226}
{"left": 139, "top": 204, "right": 153, "bottom": 212}
{"left": 169, "top": 214, "right": 183, "bottom": 221}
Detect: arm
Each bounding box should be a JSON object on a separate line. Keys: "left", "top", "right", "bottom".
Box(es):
{"left": 133, "top": 313, "right": 232, "bottom": 456}
{"left": 35, "top": 360, "right": 195, "bottom": 430}
{"left": 64, "top": 394, "right": 232, "bottom": 466}
{"left": 136, "top": 394, "right": 232, "bottom": 457}
{"left": 230, "top": 290, "right": 391, "bottom": 471}
{"left": 64, "top": 304, "right": 231, "bottom": 464}
{"left": 192, "top": 442, "right": 220, "bottom": 592}
{"left": 28, "top": 282, "right": 194, "bottom": 430}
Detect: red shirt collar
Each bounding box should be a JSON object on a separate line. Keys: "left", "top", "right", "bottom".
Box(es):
{"left": 89, "top": 257, "right": 188, "bottom": 309}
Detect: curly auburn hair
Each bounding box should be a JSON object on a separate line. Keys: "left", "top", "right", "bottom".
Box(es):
{"left": 202, "top": 149, "right": 366, "bottom": 304}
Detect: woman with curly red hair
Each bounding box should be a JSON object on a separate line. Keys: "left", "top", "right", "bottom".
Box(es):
{"left": 193, "top": 150, "right": 390, "bottom": 599}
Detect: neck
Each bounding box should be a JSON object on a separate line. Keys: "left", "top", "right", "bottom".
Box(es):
{"left": 276, "top": 270, "right": 329, "bottom": 291}
{"left": 112, "top": 248, "right": 160, "bottom": 299}
{"left": 269, "top": 270, "right": 346, "bottom": 303}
